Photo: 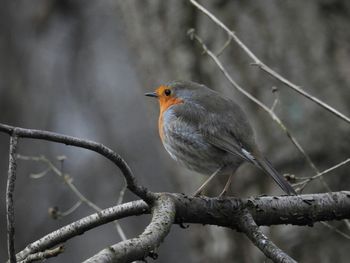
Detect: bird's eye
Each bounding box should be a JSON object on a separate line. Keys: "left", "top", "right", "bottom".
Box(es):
{"left": 164, "top": 89, "right": 171, "bottom": 96}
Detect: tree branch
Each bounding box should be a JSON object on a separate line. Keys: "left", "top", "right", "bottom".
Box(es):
{"left": 237, "top": 209, "right": 297, "bottom": 263}
{"left": 0, "top": 123, "right": 154, "bottom": 202}
{"left": 173, "top": 192, "right": 350, "bottom": 227}
{"left": 7, "top": 135, "right": 19, "bottom": 263}
{"left": 294, "top": 158, "right": 350, "bottom": 190}
{"left": 15, "top": 200, "right": 148, "bottom": 262}
{"left": 14, "top": 192, "right": 350, "bottom": 262}
{"left": 83, "top": 195, "right": 176, "bottom": 263}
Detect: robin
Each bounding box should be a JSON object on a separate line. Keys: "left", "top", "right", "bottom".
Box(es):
{"left": 145, "top": 80, "right": 296, "bottom": 196}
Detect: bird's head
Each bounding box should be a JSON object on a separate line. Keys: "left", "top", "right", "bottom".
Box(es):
{"left": 145, "top": 80, "right": 206, "bottom": 112}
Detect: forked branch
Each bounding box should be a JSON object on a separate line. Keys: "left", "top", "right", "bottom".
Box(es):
{"left": 83, "top": 195, "right": 175, "bottom": 263}
{"left": 14, "top": 192, "right": 350, "bottom": 262}
{"left": 237, "top": 210, "right": 297, "bottom": 263}
{"left": 15, "top": 200, "right": 148, "bottom": 262}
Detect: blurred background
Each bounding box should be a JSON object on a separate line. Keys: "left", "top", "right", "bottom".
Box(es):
{"left": 1, "top": 0, "right": 350, "bottom": 262}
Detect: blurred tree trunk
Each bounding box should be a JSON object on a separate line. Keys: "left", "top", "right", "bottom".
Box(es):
{"left": 117, "top": 1, "right": 350, "bottom": 262}
{"left": 0, "top": 1, "right": 191, "bottom": 262}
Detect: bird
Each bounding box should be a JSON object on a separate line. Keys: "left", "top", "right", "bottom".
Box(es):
{"left": 145, "top": 80, "right": 296, "bottom": 196}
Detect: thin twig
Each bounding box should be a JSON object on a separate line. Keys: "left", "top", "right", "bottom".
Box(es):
{"left": 17, "top": 154, "right": 128, "bottom": 241}
{"left": 237, "top": 209, "right": 297, "bottom": 263}
{"left": 216, "top": 35, "right": 232, "bottom": 57}
{"left": 18, "top": 246, "right": 64, "bottom": 263}
{"left": 7, "top": 135, "right": 19, "bottom": 263}
{"left": 321, "top": 222, "right": 350, "bottom": 240}
{"left": 17, "top": 155, "right": 101, "bottom": 210}
{"left": 294, "top": 158, "right": 350, "bottom": 189}
{"left": 270, "top": 87, "right": 279, "bottom": 113}
{"left": 115, "top": 178, "right": 128, "bottom": 241}
{"left": 189, "top": 0, "right": 350, "bottom": 124}
{"left": 60, "top": 201, "right": 83, "bottom": 217}
{"left": 117, "top": 178, "right": 127, "bottom": 205}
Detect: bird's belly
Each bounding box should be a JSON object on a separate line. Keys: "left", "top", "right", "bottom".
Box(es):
{"left": 162, "top": 127, "right": 241, "bottom": 175}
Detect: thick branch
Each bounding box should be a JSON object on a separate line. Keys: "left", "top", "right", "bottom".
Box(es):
{"left": 237, "top": 209, "right": 297, "bottom": 263}
{"left": 0, "top": 123, "right": 154, "bottom": 202}
{"left": 15, "top": 192, "right": 350, "bottom": 262}
{"left": 15, "top": 201, "right": 148, "bottom": 262}
{"left": 173, "top": 192, "right": 350, "bottom": 227}
{"left": 83, "top": 195, "right": 175, "bottom": 263}
{"left": 7, "top": 135, "right": 19, "bottom": 263}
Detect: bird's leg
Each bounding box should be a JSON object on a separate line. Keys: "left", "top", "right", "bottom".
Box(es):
{"left": 219, "top": 172, "right": 234, "bottom": 197}
{"left": 193, "top": 166, "right": 222, "bottom": 197}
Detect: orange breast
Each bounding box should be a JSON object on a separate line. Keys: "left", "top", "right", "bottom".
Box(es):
{"left": 158, "top": 96, "right": 183, "bottom": 141}
{"left": 158, "top": 114, "right": 165, "bottom": 141}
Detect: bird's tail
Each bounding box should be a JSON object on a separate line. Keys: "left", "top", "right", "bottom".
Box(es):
{"left": 256, "top": 157, "right": 296, "bottom": 195}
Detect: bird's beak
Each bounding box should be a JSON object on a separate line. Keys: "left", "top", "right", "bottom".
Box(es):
{"left": 145, "top": 92, "right": 158, "bottom": 98}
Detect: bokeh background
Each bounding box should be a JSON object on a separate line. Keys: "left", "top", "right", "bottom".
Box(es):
{"left": 1, "top": 0, "right": 350, "bottom": 262}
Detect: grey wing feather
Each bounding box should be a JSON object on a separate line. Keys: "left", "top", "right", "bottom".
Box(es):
{"left": 174, "top": 95, "right": 296, "bottom": 195}
{"left": 255, "top": 156, "right": 297, "bottom": 195}
{"left": 207, "top": 133, "right": 297, "bottom": 195}
{"left": 178, "top": 98, "right": 256, "bottom": 162}
{"left": 205, "top": 135, "right": 250, "bottom": 161}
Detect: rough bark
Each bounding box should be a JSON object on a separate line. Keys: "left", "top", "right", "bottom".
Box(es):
{"left": 14, "top": 192, "right": 350, "bottom": 262}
